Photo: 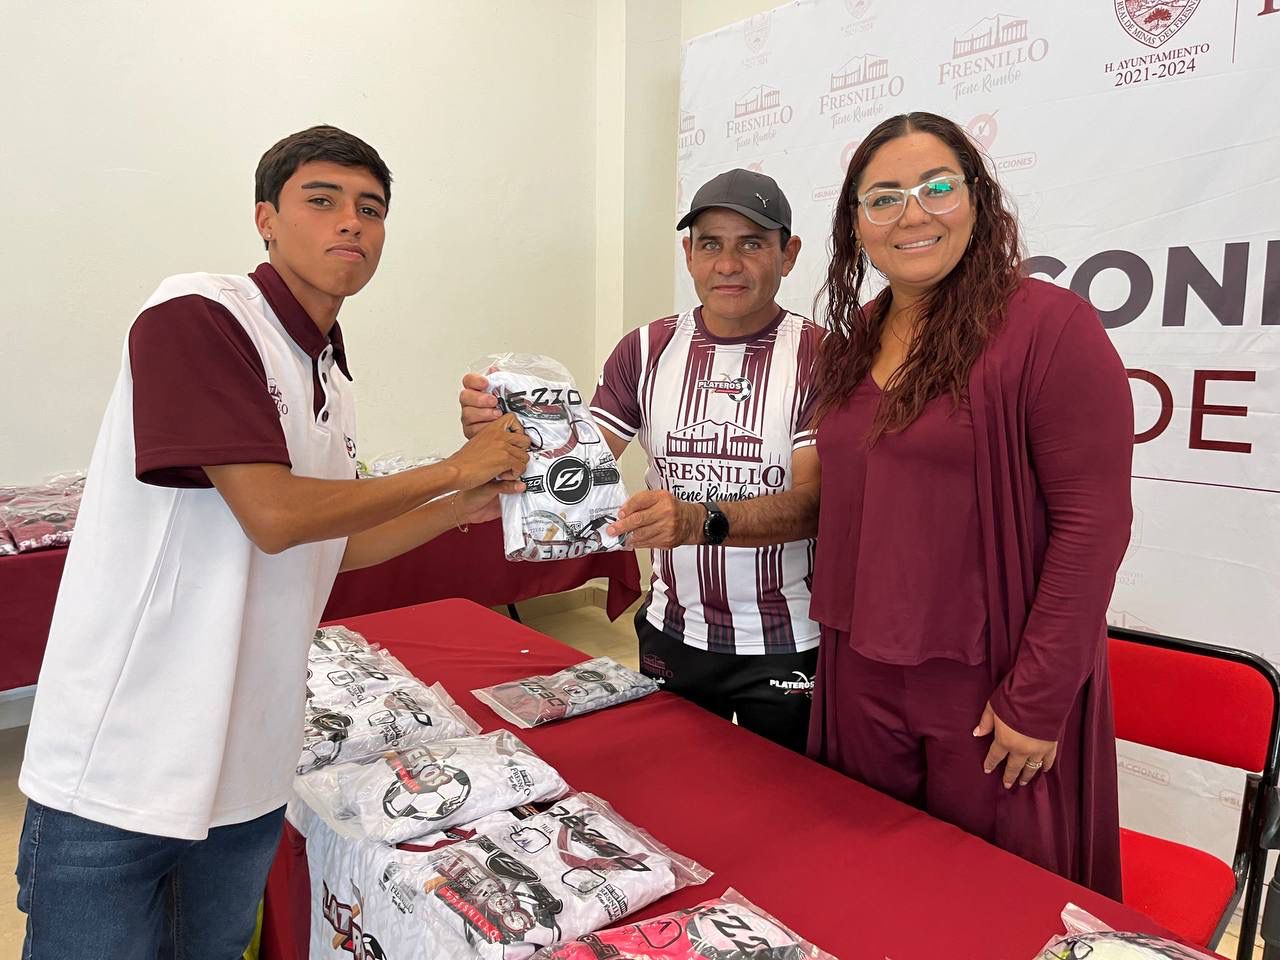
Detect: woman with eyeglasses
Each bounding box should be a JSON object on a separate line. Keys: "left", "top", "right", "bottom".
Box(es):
{"left": 806, "top": 112, "right": 1133, "bottom": 895}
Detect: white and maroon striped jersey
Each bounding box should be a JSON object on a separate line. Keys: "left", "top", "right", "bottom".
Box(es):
{"left": 590, "top": 306, "right": 822, "bottom": 655}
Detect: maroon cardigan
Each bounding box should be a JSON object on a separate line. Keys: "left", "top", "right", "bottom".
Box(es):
{"left": 973, "top": 277, "right": 1132, "bottom": 893}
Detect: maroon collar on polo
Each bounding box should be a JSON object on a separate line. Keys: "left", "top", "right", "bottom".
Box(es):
{"left": 249, "top": 262, "right": 352, "bottom": 381}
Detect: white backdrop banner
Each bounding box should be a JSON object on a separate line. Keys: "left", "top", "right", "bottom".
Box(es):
{"left": 678, "top": 0, "right": 1280, "bottom": 866}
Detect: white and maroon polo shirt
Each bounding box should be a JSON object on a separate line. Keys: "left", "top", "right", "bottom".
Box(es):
{"left": 590, "top": 307, "right": 822, "bottom": 656}
{"left": 20, "top": 263, "right": 359, "bottom": 840}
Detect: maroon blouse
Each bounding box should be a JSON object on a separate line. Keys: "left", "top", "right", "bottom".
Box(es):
{"left": 813, "top": 377, "right": 988, "bottom": 665}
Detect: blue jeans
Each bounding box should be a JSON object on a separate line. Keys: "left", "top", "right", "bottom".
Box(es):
{"left": 15, "top": 799, "right": 285, "bottom": 960}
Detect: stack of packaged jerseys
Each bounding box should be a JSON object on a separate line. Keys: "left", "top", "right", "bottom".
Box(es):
{"left": 295, "top": 730, "right": 571, "bottom": 845}
{"left": 300, "top": 792, "right": 714, "bottom": 960}
{"left": 292, "top": 627, "right": 833, "bottom": 959}
{"left": 0, "top": 472, "right": 85, "bottom": 555}
{"left": 300, "top": 627, "right": 481, "bottom": 775}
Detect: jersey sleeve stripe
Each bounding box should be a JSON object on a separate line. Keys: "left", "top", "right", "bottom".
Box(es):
{"left": 590, "top": 406, "right": 638, "bottom": 441}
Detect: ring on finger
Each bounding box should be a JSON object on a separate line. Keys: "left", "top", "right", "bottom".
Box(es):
{"left": 1024, "top": 759, "right": 1043, "bottom": 769}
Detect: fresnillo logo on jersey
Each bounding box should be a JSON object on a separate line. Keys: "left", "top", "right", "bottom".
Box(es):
{"left": 524, "top": 456, "right": 621, "bottom": 504}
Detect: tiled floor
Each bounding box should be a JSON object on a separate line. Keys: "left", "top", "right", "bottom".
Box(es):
{"left": 0, "top": 597, "right": 1267, "bottom": 958}
{"left": 1, "top": 724, "right": 27, "bottom": 956}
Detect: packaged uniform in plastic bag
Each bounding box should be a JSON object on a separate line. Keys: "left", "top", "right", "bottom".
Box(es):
{"left": 294, "top": 730, "right": 571, "bottom": 844}
{"left": 311, "top": 625, "right": 374, "bottom": 656}
{"left": 474, "top": 353, "right": 628, "bottom": 562}
{"left": 305, "top": 647, "right": 421, "bottom": 710}
{"left": 532, "top": 887, "right": 838, "bottom": 959}
{"left": 297, "top": 790, "right": 704, "bottom": 960}
{"left": 412, "top": 792, "right": 711, "bottom": 959}
{"left": 305, "top": 627, "right": 434, "bottom": 713}
{"left": 300, "top": 799, "right": 544, "bottom": 960}
{"left": 1040, "top": 936, "right": 1215, "bottom": 960}
{"left": 0, "top": 487, "right": 81, "bottom": 552}
{"left": 1037, "top": 904, "right": 1216, "bottom": 960}
{"left": 473, "top": 657, "right": 659, "bottom": 729}
{"left": 0, "top": 485, "right": 17, "bottom": 555}
{"left": 300, "top": 795, "right": 443, "bottom": 959}
{"left": 402, "top": 808, "right": 536, "bottom": 854}
{"left": 298, "top": 681, "right": 481, "bottom": 775}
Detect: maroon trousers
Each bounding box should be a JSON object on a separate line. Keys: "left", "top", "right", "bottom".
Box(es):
{"left": 809, "top": 626, "right": 1109, "bottom": 890}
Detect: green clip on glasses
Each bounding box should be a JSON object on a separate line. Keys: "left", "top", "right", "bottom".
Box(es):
{"left": 855, "top": 175, "right": 968, "bottom": 225}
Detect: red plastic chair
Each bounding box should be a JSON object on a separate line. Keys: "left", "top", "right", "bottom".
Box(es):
{"left": 1109, "top": 627, "right": 1280, "bottom": 960}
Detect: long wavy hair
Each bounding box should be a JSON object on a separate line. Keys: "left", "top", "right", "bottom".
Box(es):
{"left": 813, "top": 112, "right": 1023, "bottom": 440}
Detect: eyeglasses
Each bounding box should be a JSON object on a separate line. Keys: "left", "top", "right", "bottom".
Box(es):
{"left": 855, "top": 175, "right": 968, "bottom": 225}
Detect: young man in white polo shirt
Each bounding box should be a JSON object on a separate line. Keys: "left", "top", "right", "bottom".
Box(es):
{"left": 460, "top": 170, "right": 823, "bottom": 753}
{"left": 15, "top": 125, "right": 530, "bottom": 959}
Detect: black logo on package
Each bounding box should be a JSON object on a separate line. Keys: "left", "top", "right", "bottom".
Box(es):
{"left": 545, "top": 457, "right": 592, "bottom": 505}
{"left": 524, "top": 464, "right": 620, "bottom": 497}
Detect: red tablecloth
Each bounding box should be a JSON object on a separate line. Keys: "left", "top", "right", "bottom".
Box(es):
{"left": 261, "top": 599, "right": 1176, "bottom": 960}
{"left": 0, "top": 523, "right": 640, "bottom": 692}
{"left": 0, "top": 547, "right": 67, "bottom": 694}
{"left": 322, "top": 523, "right": 640, "bottom": 622}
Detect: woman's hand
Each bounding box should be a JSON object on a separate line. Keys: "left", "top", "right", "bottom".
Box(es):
{"left": 454, "top": 478, "right": 524, "bottom": 526}
{"left": 973, "top": 701, "right": 1058, "bottom": 788}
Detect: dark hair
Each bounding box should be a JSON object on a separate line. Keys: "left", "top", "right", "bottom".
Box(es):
{"left": 812, "top": 111, "right": 1022, "bottom": 440}
{"left": 255, "top": 125, "right": 392, "bottom": 246}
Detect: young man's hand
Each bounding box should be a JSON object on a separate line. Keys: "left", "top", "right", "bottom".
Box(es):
{"left": 445, "top": 413, "right": 530, "bottom": 490}
{"left": 459, "top": 373, "right": 500, "bottom": 440}
{"left": 608, "top": 490, "right": 703, "bottom": 548}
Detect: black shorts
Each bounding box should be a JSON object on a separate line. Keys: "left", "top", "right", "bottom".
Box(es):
{"left": 633, "top": 607, "right": 817, "bottom": 754}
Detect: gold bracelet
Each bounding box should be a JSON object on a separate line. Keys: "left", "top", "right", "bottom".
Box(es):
{"left": 450, "top": 492, "right": 469, "bottom": 533}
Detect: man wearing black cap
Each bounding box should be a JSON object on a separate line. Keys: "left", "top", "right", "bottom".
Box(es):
{"left": 460, "top": 169, "right": 822, "bottom": 751}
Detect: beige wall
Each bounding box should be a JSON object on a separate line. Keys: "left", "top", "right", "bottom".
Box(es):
{"left": 2, "top": 0, "right": 781, "bottom": 486}
{"left": 682, "top": 0, "right": 786, "bottom": 42}
{"left": 1, "top": 1, "right": 600, "bottom": 483}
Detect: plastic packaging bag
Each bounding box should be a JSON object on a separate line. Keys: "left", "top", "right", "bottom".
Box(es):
{"left": 472, "top": 657, "right": 659, "bottom": 729}
{"left": 401, "top": 807, "right": 541, "bottom": 854}
{"left": 0, "top": 487, "right": 80, "bottom": 552}
{"left": 302, "top": 796, "right": 441, "bottom": 959}
{"left": 294, "top": 730, "right": 571, "bottom": 845}
{"left": 45, "top": 471, "right": 87, "bottom": 495}
{"left": 301, "top": 801, "right": 548, "bottom": 959}
{"left": 473, "top": 353, "right": 629, "bottom": 562}
{"left": 310, "top": 626, "right": 374, "bottom": 656}
{"left": 531, "top": 887, "right": 838, "bottom": 959}
{"left": 358, "top": 453, "right": 444, "bottom": 478}
{"left": 305, "top": 646, "right": 422, "bottom": 710}
{"left": 410, "top": 792, "right": 712, "bottom": 959}
{"left": 298, "top": 681, "right": 481, "bottom": 775}
{"left": 1037, "top": 904, "right": 1217, "bottom": 959}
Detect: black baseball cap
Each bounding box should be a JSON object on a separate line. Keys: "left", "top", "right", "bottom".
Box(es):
{"left": 676, "top": 168, "right": 791, "bottom": 234}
